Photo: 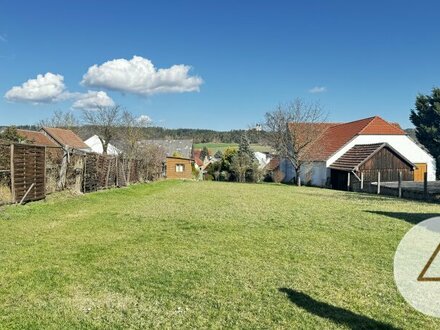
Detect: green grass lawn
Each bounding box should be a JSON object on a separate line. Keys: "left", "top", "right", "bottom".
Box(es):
{"left": 1, "top": 181, "right": 440, "bottom": 328}
{"left": 194, "top": 142, "right": 272, "bottom": 154}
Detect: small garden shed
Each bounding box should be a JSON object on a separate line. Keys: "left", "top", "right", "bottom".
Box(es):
{"left": 329, "top": 143, "right": 415, "bottom": 190}
{"left": 165, "top": 156, "right": 193, "bottom": 179}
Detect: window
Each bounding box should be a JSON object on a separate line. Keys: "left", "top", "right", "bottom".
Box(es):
{"left": 176, "top": 164, "right": 185, "bottom": 173}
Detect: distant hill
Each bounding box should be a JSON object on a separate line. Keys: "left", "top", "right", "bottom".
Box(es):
{"left": 1, "top": 125, "right": 268, "bottom": 145}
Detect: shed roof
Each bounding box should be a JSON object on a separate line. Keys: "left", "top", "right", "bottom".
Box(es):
{"left": 41, "top": 127, "right": 89, "bottom": 149}
{"left": 329, "top": 143, "right": 415, "bottom": 172}
{"left": 16, "top": 129, "right": 58, "bottom": 147}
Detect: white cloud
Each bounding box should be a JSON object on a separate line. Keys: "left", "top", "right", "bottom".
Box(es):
{"left": 81, "top": 56, "right": 203, "bottom": 96}
{"left": 5, "top": 72, "right": 67, "bottom": 103}
{"left": 0, "top": 34, "right": 6, "bottom": 42}
{"left": 71, "top": 91, "right": 115, "bottom": 111}
{"left": 308, "top": 86, "right": 327, "bottom": 94}
{"left": 137, "top": 114, "right": 152, "bottom": 125}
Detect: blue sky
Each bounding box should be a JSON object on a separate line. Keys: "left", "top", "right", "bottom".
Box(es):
{"left": 1, "top": 1, "right": 439, "bottom": 130}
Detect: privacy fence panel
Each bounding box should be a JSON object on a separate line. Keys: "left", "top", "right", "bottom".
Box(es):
{"left": 11, "top": 144, "right": 46, "bottom": 203}
{"left": 1, "top": 142, "right": 156, "bottom": 204}
{"left": 0, "top": 144, "right": 12, "bottom": 205}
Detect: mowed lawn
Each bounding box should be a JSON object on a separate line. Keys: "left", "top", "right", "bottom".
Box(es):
{"left": 1, "top": 181, "right": 440, "bottom": 329}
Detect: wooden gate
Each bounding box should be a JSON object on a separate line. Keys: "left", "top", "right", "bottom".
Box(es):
{"left": 414, "top": 163, "right": 427, "bottom": 182}
{"left": 11, "top": 144, "right": 46, "bottom": 203}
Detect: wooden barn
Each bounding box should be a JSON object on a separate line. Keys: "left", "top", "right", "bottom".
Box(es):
{"left": 165, "top": 156, "right": 193, "bottom": 179}
{"left": 329, "top": 143, "right": 415, "bottom": 190}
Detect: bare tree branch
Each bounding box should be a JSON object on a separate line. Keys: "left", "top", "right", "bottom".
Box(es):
{"left": 264, "top": 98, "right": 328, "bottom": 184}
{"left": 82, "top": 105, "right": 122, "bottom": 155}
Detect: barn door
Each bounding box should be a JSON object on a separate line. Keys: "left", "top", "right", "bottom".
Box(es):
{"left": 414, "top": 163, "right": 427, "bottom": 182}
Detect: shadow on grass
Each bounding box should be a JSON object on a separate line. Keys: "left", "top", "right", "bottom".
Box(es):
{"left": 365, "top": 211, "right": 440, "bottom": 225}
{"left": 279, "top": 288, "right": 398, "bottom": 329}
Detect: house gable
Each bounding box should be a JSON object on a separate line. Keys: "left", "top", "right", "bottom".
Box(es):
{"left": 41, "top": 127, "right": 89, "bottom": 150}
{"left": 301, "top": 116, "right": 406, "bottom": 162}
{"left": 329, "top": 143, "right": 415, "bottom": 172}
{"left": 16, "top": 129, "right": 58, "bottom": 147}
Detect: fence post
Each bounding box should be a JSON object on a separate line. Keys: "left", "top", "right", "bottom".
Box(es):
{"left": 360, "top": 172, "right": 364, "bottom": 190}
{"left": 424, "top": 172, "right": 428, "bottom": 200}
{"left": 377, "top": 171, "right": 381, "bottom": 195}
{"left": 398, "top": 171, "right": 402, "bottom": 198}
{"left": 10, "top": 144, "right": 15, "bottom": 203}
{"left": 347, "top": 172, "right": 351, "bottom": 191}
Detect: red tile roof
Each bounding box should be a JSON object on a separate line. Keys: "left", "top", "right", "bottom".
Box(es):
{"left": 41, "top": 127, "right": 89, "bottom": 149}
{"left": 193, "top": 150, "right": 204, "bottom": 167}
{"left": 16, "top": 129, "right": 58, "bottom": 147}
{"left": 265, "top": 157, "right": 280, "bottom": 171}
{"left": 297, "top": 116, "right": 406, "bottom": 161}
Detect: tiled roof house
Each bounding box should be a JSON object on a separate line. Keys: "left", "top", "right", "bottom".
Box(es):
{"left": 279, "top": 116, "right": 435, "bottom": 187}
{"left": 40, "top": 127, "right": 90, "bottom": 150}
{"left": 16, "top": 129, "right": 58, "bottom": 147}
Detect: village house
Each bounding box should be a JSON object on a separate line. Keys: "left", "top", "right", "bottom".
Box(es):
{"left": 16, "top": 129, "right": 58, "bottom": 147}
{"left": 84, "top": 135, "right": 121, "bottom": 155}
{"left": 40, "top": 127, "right": 90, "bottom": 151}
{"left": 139, "top": 139, "right": 194, "bottom": 179}
{"left": 271, "top": 116, "right": 435, "bottom": 188}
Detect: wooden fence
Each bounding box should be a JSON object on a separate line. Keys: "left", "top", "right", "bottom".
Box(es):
{"left": 345, "top": 170, "right": 438, "bottom": 201}
{"left": 0, "top": 142, "right": 156, "bottom": 205}
{"left": 11, "top": 144, "right": 46, "bottom": 203}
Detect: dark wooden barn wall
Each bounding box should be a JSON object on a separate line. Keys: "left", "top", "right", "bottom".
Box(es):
{"left": 331, "top": 147, "right": 414, "bottom": 190}
{"left": 359, "top": 147, "right": 413, "bottom": 182}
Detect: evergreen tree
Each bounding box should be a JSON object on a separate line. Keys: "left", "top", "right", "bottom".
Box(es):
{"left": 0, "top": 126, "right": 25, "bottom": 143}
{"left": 200, "top": 146, "right": 210, "bottom": 161}
{"left": 238, "top": 133, "right": 254, "bottom": 160}
{"left": 410, "top": 88, "right": 440, "bottom": 178}
{"left": 214, "top": 150, "right": 223, "bottom": 159}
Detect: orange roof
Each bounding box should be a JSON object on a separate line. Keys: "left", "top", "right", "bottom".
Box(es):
{"left": 41, "top": 127, "right": 89, "bottom": 149}
{"left": 265, "top": 157, "right": 280, "bottom": 171}
{"left": 299, "top": 116, "right": 406, "bottom": 161}
{"left": 16, "top": 129, "right": 58, "bottom": 147}
{"left": 193, "top": 150, "right": 204, "bottom": 166}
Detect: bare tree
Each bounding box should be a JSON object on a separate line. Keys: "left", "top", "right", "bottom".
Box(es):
{"left": 39, "top": 110, "right": 79, "bottom": 129}
{"left": 231, "top": 152, "right": 252, "bottom": 183}
{"left": 138, "top": 144, "right": 166, "bottom": 181}
{"left": 82, "top": 105, "right": 122, "bottom": 155}
{"left": 120, "top": 111, "right": 151, "bottom": 182}
{"left": 264, "top": 98, "right": 327, "bottom": 185}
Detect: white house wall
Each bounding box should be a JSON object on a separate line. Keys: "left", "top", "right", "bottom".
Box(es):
{"left": 279, "top": 159, "right": 295, "bottom": 183}
{"left": 327, "top": 135, "right": 436, "bottom": 181}
{"left": 299, "top": 161, "right": 327, "bottom": 186}
{"left": 85, "top": 135, "right": 121, "bottom": 156}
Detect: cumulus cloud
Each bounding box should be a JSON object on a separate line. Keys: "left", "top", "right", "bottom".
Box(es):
{"left": 308, "top": 86, "right": 327, "bottom": 94}
{"left": 5, "top": 72, "right": 67, "bottom": 103}
{"left": 137, "top": 114, "right": 152, "bottom": 125}
{"left": 71, "top": 91, "right": 115, "bottom": 111}
{"left": 81, "top": 56, "right": 203, "bottom": 96}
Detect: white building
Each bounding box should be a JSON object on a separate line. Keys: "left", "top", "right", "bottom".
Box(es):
{"left": 273, "top": 116, "right": 435, "bottom": 187}
{"left": 254, "top": 152, "right": 271, "bottom": 169}
{"left": 84, "top": 135, "right": 121, "bottom": 155}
